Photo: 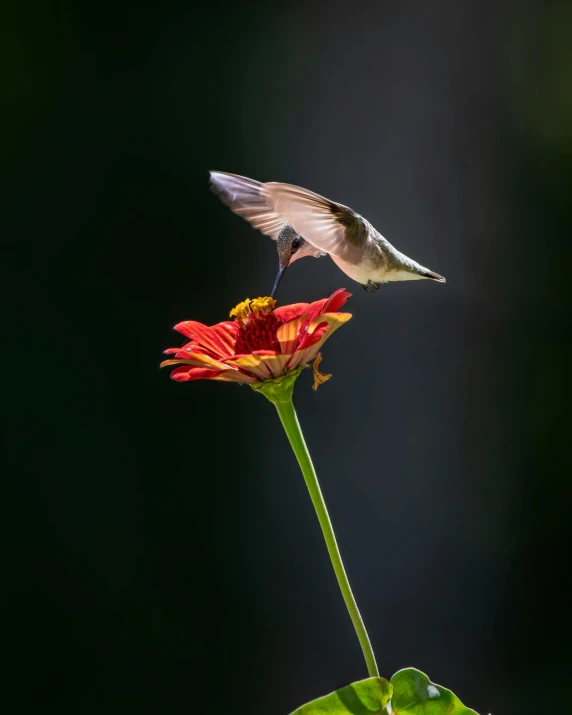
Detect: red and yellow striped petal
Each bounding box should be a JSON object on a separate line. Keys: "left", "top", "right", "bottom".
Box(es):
{"left": 276, "top": 316, "right": 308, "bottom": 354}
{"left": 296, "top": 321, "right": 330, "bottom": 351}
{"left": 257, "top": 352, "right": 293, "bottom": 377}
{"left": 160, "top": 352, "right": 231, "bottom": 371}
{"left": 293, "top": 289, "right": 352, "bottom": 327}
{"left": 289, "top": 313, "right": 352, "bottom": 368}
{"left": 226, "top": 354, "right": 274, "bottom": 380}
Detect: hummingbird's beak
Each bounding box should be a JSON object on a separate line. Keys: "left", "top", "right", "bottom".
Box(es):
{"left": 270, "top": 265, "right": 287, "bottom": 299}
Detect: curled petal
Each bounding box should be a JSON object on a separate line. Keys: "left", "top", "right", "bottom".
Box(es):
{"left": 312, "top": 353, "right": 332, "bottom": 391}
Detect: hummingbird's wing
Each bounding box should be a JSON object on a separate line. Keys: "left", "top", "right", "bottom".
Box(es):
{"left": 209, "top": 171, "right": 361, "bottom": 261}
{"left": 209, "top": 171, "right": 287, "bottom": 240}
{"left": 264, "top": 183, "right": 367, "bottom": 264}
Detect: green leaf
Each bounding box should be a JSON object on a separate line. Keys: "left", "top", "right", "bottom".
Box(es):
{"left": 291, "top": 677, "right": 392, "bottom": 714}
{"left": 390, "top": 668, "right": 479, "bottom": 714}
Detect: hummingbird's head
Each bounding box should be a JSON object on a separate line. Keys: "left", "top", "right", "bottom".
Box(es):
{"left": 272, "top": 230, "right": 317, "bottom": 298}
{"left": 277, "top": 232, "right": 300, "bottom": 267}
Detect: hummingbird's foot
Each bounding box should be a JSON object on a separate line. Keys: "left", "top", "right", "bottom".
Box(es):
{"left": 361, "top": 280, "right": 381, "bottom": 293}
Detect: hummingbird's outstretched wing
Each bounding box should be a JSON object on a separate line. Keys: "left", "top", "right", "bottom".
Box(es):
{"left": 209, "top": 171, "right": 363, "bottom": 263}
{"left": 265, "top": 183, "right": 367, "bottom": 264}
{"left": 209, "top": 171, "right": 287, "bottom": 240}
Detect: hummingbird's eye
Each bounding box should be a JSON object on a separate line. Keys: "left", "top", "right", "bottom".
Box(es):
{"left": 291, "top": 236, "right": 301, "bottom": 251}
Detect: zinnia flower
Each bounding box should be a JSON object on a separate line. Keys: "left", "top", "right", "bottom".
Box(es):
{"left": 161, "top": 288, "right": 351, "bottom": 390}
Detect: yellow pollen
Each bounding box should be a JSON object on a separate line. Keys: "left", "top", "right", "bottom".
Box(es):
{"left": 229, "top": 296, "right": 276, "bottom": 322}
{"left": 312, "top": 353, "right": 332, "bottom": 391}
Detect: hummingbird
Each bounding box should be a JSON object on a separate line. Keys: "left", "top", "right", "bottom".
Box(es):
{"left": 209, "top": 171, "right": 446, "bottom": 297}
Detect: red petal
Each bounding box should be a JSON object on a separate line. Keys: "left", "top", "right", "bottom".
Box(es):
{"left": 169, "top": 366, "right": 224, "bottom": 382}
{"left": 164, "top": 344, "right": 198, "bottom": 356}
{"left": 300, "top": 288, "right": 352, "bottom": 325}
{"left": 169, "top": 366, "right": 255, "bottom": 383}
{"left": 296, "top": 321, "right": 329, "bottom": 351}
{"left": 303, "top": 299, "right": 328, "bottom": 323}
{"left": 173, "top": 320, "right": 238, "bottom": 358}
{"left": 323, "top": 288, "right": 352, "bottom": 313}
{"left": 211, "top": 321, "right": 239, "bottom": 354}
{"left": 288, "top": 313, "right": 352, "bottom": 368}
{"left": 164, "top": 341, "right": 228, "bottom": 361}
{"left": 274, "top": 302, "right": 309, "bottom": 322}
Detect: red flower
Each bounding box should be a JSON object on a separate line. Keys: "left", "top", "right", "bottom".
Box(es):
{"left": 161, "top": 289, "right": 352, "bottom": 389}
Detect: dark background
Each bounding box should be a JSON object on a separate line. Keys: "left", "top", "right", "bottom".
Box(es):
{"left": 3, "top": 1, "right": 571, "bottom": 713}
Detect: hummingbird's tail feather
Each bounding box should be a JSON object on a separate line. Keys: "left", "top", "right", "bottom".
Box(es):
{"left": 386, "top": 250, "right": 446, "bottom": 283}
{"left": 417, "top": 268, "right": 446, "bottom": 282}
{"left": 209, "top": 171, "right": 286, "bottom": 240}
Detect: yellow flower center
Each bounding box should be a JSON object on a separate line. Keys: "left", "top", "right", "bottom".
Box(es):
{"left": 229, "top": 296, "right": 276, "bottom": 322}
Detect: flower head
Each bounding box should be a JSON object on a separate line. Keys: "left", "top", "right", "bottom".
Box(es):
{"left": 161, "top": 289, "right": 352, "bottom": 390}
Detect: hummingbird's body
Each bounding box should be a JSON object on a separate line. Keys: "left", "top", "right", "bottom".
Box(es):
{"left": 327, "top": 229, "right": 438, "bottom": 289}
{"left": 209, "top": 171, "right": 445, "bottom": 294}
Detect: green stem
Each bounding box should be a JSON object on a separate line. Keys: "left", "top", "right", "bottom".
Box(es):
{"left": 272, "top": 393, "right": 379, "bottom": 678}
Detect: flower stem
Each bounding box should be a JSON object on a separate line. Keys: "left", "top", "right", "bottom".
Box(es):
{"left": 272, "top": 393, "right": 379, "bottom": 678}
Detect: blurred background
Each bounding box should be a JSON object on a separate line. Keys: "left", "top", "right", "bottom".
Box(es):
{"left": 2, "top": 1, "right": 571, "bottom": 712}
